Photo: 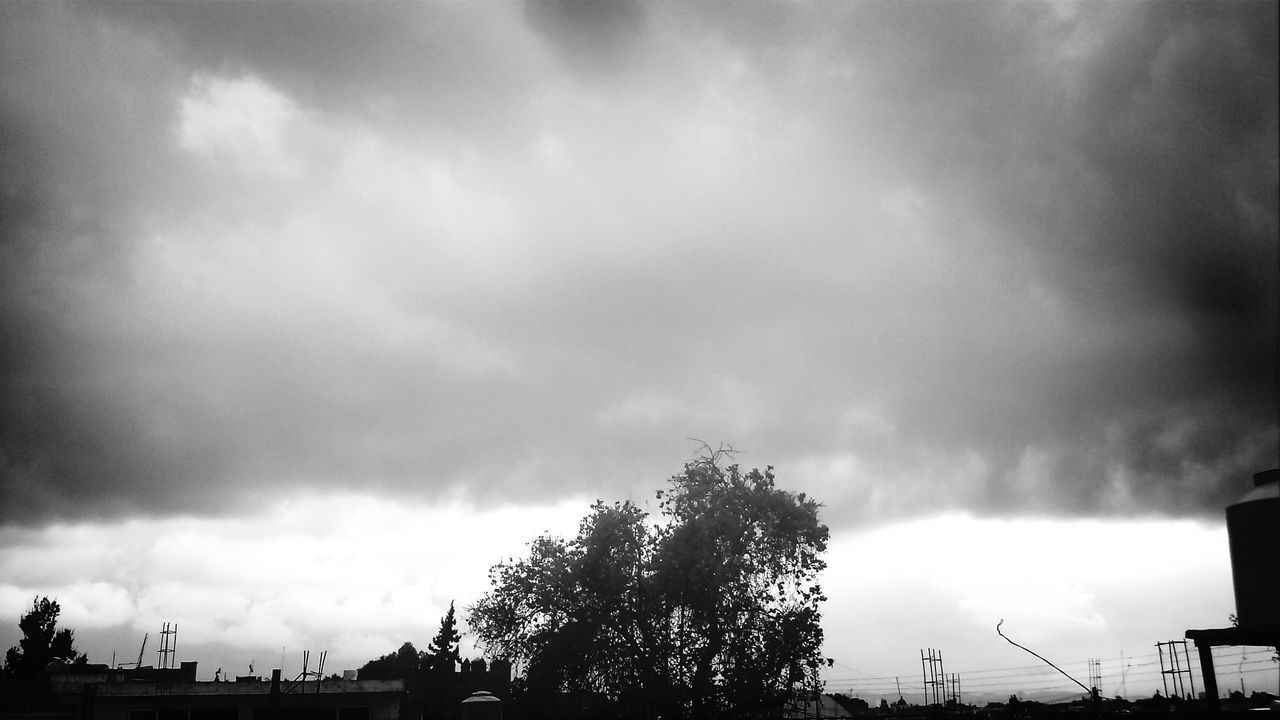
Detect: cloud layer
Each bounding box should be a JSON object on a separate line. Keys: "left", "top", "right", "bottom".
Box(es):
{"left": 0, "top": 493, "right": 591, "bottom": 672}
{"left": 0, "top": 506, "right": 1236, "bottom": 698}
{"left": 1, "top": 1, "right": 1276, "bottom": 527}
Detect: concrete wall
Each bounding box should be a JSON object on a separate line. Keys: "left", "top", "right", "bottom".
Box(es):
{"left": 89, "top": 680, "right": 404, "bottom": 720}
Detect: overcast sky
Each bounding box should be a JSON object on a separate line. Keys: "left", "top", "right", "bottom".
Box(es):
{"left": 2, "top": 0, "right": 1276, "bottom": 703}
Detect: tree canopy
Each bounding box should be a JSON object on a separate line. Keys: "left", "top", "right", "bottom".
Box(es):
{"left": 468, "top": 452, "right": 830, "bottom": 718}
{"left": 357, "top": 641, "right": 422, "bottom": 681}
{"left": 3, "top": 596, "right": 87, "bottom": 677}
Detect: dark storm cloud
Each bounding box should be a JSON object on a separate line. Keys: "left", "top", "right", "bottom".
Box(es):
{"left": 0, "top": 1, "right": 1275, "bottom": 527}
{"left": 654, "top": 0, "right": 1278, "bottom": 518}
{"left": 917, "top": 1, "right": 1280, "bottom": 515}
{"left": 84, "top": 1, "right": 544, "bottom": 140}
{"left": 1, "top": 3, "right": 194, "bottom": 521}
{"left": 523, "top": 0, "right": 648, "bottom": 77}
{"left": 0, "top": 2, "right": 558, "bottom": 524}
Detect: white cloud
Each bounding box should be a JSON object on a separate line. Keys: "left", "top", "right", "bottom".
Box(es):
{"left": 0, "top": 500, "right": 1243, "bottom": 696}
{"left": 0, "top": 583, "right": 132, "bottom": 631}
{"left": 178, "top": 74, "right": 303, "bottom": 175}
{"left": 0, "top": 494, "right": 589, "bottom": 671}
{"left": 822, "top": 513, "right": 1233, "bottom": 692}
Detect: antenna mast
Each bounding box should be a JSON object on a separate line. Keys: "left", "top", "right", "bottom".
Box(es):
{"left": 158, "top": 622, "right": 178, "bottom": 670}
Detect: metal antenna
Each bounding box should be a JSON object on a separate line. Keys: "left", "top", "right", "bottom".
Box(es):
{"left": 158, "top": 623, "right": 177, "bottom": 670}
{"left": 920, "top": 649, "right": 946, "bottom": 705}
{"left": 1155, "top": 640, "right": 1196, "bottom": 699}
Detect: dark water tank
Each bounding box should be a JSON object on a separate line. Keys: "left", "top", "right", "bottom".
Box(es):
{"left": 1225, "top": 469, "right": 1279, "bottom": 628}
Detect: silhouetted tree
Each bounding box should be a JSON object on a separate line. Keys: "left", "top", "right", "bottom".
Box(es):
{"left": 469, "top": 451, "right": 830, "bottom": 719}
{"left": 358, "top": 641, "right": 422, "bottom": 680}
{"left": 425, "top": 602, "right": 461, "bottom": 673}
{"left": 832, "top": 693, "right": 868, "bottom": 712}
{"left": 422, "top": 602, "right": 463, "bottom": 720}
{"left": 3, "top": 597, "right": 87, "bottom": 677}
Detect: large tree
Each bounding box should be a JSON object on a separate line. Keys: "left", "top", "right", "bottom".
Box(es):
{"left": 3, "top": 596, "right": 88, "bottom": 677}
{"left": 468, "top": 452, "right": 830, "bottom": 719}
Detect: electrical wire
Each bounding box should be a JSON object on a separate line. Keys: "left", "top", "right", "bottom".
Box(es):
{"left": 822, "top": 644, "right": 1280, "bottom": 703}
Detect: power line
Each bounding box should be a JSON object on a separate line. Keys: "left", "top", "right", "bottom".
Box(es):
{"left": 824, "top": 645, "right": 1279, "bottom": 697}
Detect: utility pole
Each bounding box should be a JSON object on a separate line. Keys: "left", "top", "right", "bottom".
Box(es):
{"left": 920, "top": 649, "right": 945, "bottom": 706}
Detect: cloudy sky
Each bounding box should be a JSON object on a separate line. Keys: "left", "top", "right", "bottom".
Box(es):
{"left": 2, "top": 0, "right": 1276, "bottom": 703}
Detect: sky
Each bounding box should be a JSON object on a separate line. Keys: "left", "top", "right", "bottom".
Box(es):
{"left": 1, "top": 0, "right": 1277, "bottom": 704}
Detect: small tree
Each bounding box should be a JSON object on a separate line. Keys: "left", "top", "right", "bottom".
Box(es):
{"left": 3, "top": 597, "right": 87, "bottom": 677}
{"left": 425, "top": 602, "right": 461, "bottom": 673}
{"left": 420, "top": 602, "right": 464, "bottom": 719}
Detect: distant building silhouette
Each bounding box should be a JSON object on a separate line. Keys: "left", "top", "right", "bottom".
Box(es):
{"left": 455, "top": 659, "right": 509, "bottom": 701}
{"left": 0, "top": 662, "right": 404, "bottom": 720}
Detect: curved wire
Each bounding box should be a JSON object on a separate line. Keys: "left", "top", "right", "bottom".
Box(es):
{"left": 996, "top": 619, "right": 1093, "bottom": 695}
